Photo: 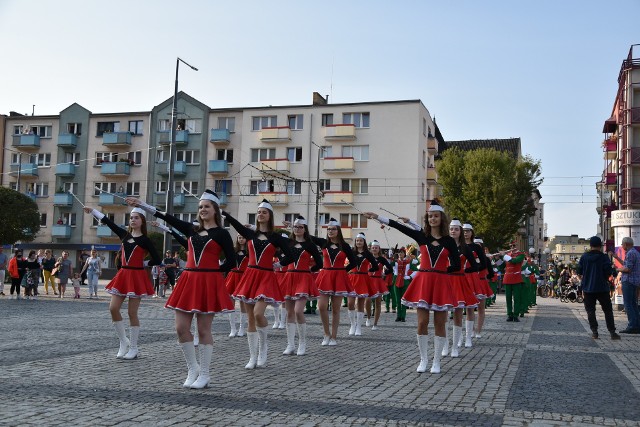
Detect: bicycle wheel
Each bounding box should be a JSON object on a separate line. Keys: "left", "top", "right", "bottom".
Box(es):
{"left": 576, "top": 294, "right": 584, "bottom": 303}
{"left": 541, "top": 285, "right": 550, "bottom": 298}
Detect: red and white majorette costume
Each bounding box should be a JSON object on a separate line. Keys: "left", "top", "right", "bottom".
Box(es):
{"left": 466, "top": 242, "right": 494, "bottom": 300}
{"left": 153, "top": 212, "right": 236, "bottom": 314}
{"left": 224, "top": 213, "right": 292, "bottom": 305}
{"left": 281, "top": 240, "right": 323, "bottom": 300}
{"left": 370, "top": 254, "right": 392, "bottom": 298}
{"left": 379, "top": 218, "right": 459, "bottom": 311}
{"left": 91, "top": 212, "right": 162, "bottom": 298}
{"left": 225, "top": 249, "right": 249, "bottom": 297}
{"left": 348, "top": 250, "right": 379, "bottom": 298}
{"left": 449, "top": 245, "right": 479, "bottom": 309}
{"left": 311, "top": 236, "right": 357, "bottom": 297}
{"left": 275, "top": 254, "right": 289, "bottom": 290}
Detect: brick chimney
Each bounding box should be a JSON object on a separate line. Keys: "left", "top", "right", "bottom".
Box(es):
{"left": 312, "top": 92, "right": 327, "bottom": 106}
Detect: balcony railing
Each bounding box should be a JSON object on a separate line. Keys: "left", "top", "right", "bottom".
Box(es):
{"left": 158, "top": 130, "right": 190, "bottom": 146}
{"left": 605, "top": 138, "right": 617, "bottom": 160}
{"left": 100, "top": 162, "right": 130, "bottom": 175}
{"left": 154, "top": 193, "right": 187, "bottom": 208}
{"left": 157, "top": 161, "right": 187, "bottom": 176}
{"left": 260, "top": 126, "right": 291, "bottom": 142}
{"left": 51, "top": 225, "right": 72, "bottom": 239}
{"left": 322, "top": 157, "right": 355, "bottom": 173}
{"left": 53, "top": 193, "right": 74, "bottom": 207}
{"left": 260, "top": 158, "right": 290, "bottom": 174}
{"left": 210, "top": 129, "right": 231, "bottom": 145}
{"left": 324, "top": 124, "right": 356, "bottom": 142}
{"left": 102, "top": 132, "right": 132, "bottom": 146}
{"left": 427, "top": 135, "right": 437, "bottom": 152}
{"left": 57, "top": 133, "right": 78, "bottom": 148}
{"left": 55, "top": 163, "right": 76, "bottom": 177}
{"left": 321, "top": 191, "right": 353, "bottom": 205}
{"left": 9, "top": 163, "right": 39, "bottom": 177}
{"left": 427, "top": 167, "right": 437, "bottom": 183}
{"left": 207, "top": 159, "right": 229, "bottom": 175}
{"left": 254, "top": 192, "right": 288, "bottom": 206}
{"left": 12, "top": 134, "right": 40, "bottom": 149}
{"left": 99, "top": 193, "right": 127, "bottom": 206}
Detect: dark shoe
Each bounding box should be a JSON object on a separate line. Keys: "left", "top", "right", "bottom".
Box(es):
{"left": 507, "top": 316, "right": 513, "bottom": 322}
{"left": 395, "top": 318, "right": 401, "bottom": 322}
{"left": 385, "top": 309, "right": 389, "bottom": 313}
{"left": 611, "top": 332, "right": 621, "bottom": 340}
{"left": 342, "top": 304, "right": 348, "bottom": 307}
{"left": 400, "top": 319, "right": 405, "bottom": 322}
{"left": 303, "top": 309, "right": 311, "bottom": 314}
{"left": 513, "top": 317, "right": 520, "bottom": 322}
{"left": 591, "top": 332, "right": 599, "bottom": 339}
{"left": 392, "top": 309, "right": 396, "bottom": 313}
{"left": 519, "top": 313, "right": 524, "bottom": 318}
{"left": 618, "top": 328, "right": 639, "bottom": 334}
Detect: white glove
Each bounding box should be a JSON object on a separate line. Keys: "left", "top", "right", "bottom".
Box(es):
{"left": 523, "top": 268, "right": 531, "bottom": 275}
{"left": 377, "top": 215, "right": 390, "bottom": 225}
{"left": 91, "top": 209, "right": 105, "bottom": 220}
{"left": 404, "top": 275, "right": 411, "bottom": 280}
{"left": 136, "top": 201, "right": 157, "bottom": 215}
{"left": 503, "top": 255, "right": 512, "bottom": 262}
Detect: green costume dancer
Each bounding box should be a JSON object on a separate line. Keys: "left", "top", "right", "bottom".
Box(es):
{"left": 498, "top": 242, "right": 525, "bottom": 322}
{"left": 385, "top": 257, "right": 398, "bottom": 313}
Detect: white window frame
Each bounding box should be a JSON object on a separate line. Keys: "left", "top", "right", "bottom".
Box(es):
{"left": 126, "top": 182, "right": 140, "bottom": 196}
{"left": 176, "top": 213, "right": 197, "bottom": 223}
{"left": 216, "top": 149, "right": 234, "bottom": 163}
{"left": 35, "top": 153, "right": 51, "bottom": 167}
{"left": 319, "top": 146, "right": 332, "bottom": 158}
{"left": 319, "top": 179, "right": 331, "bottom": 192}
{"left": 217, "top": 117, "right": 236, "bottom": 132}
{"left": 287, "top": 147, "right": 303, "bottom": 163}
{"left": 176, "top": 150, "right": 200, "bottom": 165}
{"left": 62, "top": 212, "right": 77, "bottom": 227}
{"left": 342, "top": 112, "right": 370, "bottom": 128}
{"left": 13, "top": 125, "right": 23, "bottom": 135}
{"left": 341, "top": 145, "right": 369, "bottom": 161}
{"left": 32, "top": 183, "right": 48, "bottom": 197}
{"left": 129, "top": 120, "right": 144, "bottom": 135}
{"left": 30, "top": 125, "right": 53, "bottom": 138}
{"left": 284, "top": 213, "right": 301, "bottom": 224}
{"left": 184, "top": 119, "right": 202, "bottom": 134}
{"left": 92, "top": 213, "right": 115, "bottom": 227}
{"left": 318, "top": 213, "right": 330, "bottom": 225}
{"left": 97, "top": 121, "right": 120, "bottom": 137}
{"left": 94, "top": 182, "right": 117, "bottom": 196}
{"left": 63, "top": 182, "right": 78, "bottom": 194}
{"left": 155, "top": 181, "right": 167, "bottom": 194}
{"left": 247, "top": 213, "right": 256, "bottom": 224}
{"left": 252, "top": 116, "right": 277, "bottom": 131}
{"left": 321, "top": 114, "right": 333, "bottom": 127}
{"left": 67, "top": 123, "right": 82, "bottom": 135}
{"left": 340, "top": 213, "right": 368, "bottom": 229}
{"left": 176, "top": 181, "right": 199, "bottom": 195}
{"left": 159, "top": 119, "right": 171, "bottom": 131}
{"left": 96, "top": 152, "right": 119, "bottom": 164}
{"left": 215, "top": 179, "right": 233, "bottom": 195}
{"left": 341, "top": 178, "right": 368, "bottom": 194}
{"left": 251, "top": 148, "right": 276, "bottom": 162}
{"left": 286, "top": 180, "right": 302, "bottom": 195}
{"left": 288, "top": 114, "right": 304, "bottom": 130}
{"left": 65, "top": 152, "right": 81, "bottom": 166}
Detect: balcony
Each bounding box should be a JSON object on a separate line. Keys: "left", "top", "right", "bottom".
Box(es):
{"left": 210, "top": 129, "right": 231, "bottom": 145}
{"left": 260, "top": 158, "right": 290, "bottom": 175}
{"left": 96, "top": 224, "right": 125, "bottom": 238}
{"left": 99, "top": 193, "right": 127, "bottom": 206}
{"left": 604, "top": 138, "right": 617, "bottom": 160}
{"left": 260, "top": 126, "right": 291, "bottom": 143}
{"left": 158, "top": 130, "right": 190, "bottom": 146}
{"left": 218, "top": 193, "right": 228, "bottom": 208}
{"left": 427, "top": 167, "right": 437, "bottom": 183}
{"left": 605, "top": 173, "right": 617, "bottom": 190}
{"left": 102, "top": 132, "right": 132, "bottom": 146}
{"left": 154, "top": 193, "right": 187, "bottom": 208}
{"left": 51, "top": 225, "right": 72, "bottom": 239}
{"left": 322, "top": 191, "right": 353, "bottom": 205}
{"left": 427, "top": 135, "right": 437, "bottom": 152}
{"left": 255, "top": 192, "right": 288, "bottom": 206}
{"left": 207, "top": 159, "right": 229, "bottom": 175}
{"left": 9, "top": 163, "right": 38, "bottom": 177}
{"left": 324, "top": 124, "right": 356, "bottom": 142}
{"left": 57, "top": 133, "right": 78, "bottom": 148}
{"left": 100, "top": 162, "right": 130, "bottom": 176}
{"left": 55, "top": 163, "right": 76, "bottom": 177}
{"left": 53, "top": 193, "right": 74, "bottom": 207}
{"left": 12, "top": 134, "right": 40, "bottom": 149}
{"left": 157, "top": 161, "right": 187, "bottom": 176}
{"left": 322, "top": 157, "right": 355, "bottom": 173}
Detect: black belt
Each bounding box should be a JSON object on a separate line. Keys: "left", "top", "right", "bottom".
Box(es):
{"left": 230, "top": 270, "right": 244, "bottom": 274}
{"left": 448, "top": 273, "right": 464, "bottom": 276}
{"left": 121, "top": 266, "right": 144, "bottom": 270}
{"left": 248, "top": 265, "right": 274, "bottom": 272}
{"left": 349, "top": 272, "right": 368, "bottom": 275}
{"left": 418, "top": 269, "right": 448, "bottom": 274}
{"left": 287, "top": 269, "right": 312, "bottom": 273}
{"left": 183, "top": 268, "right": 221, "bottom": 272}
{"left": 324, "top": 267, "right": 346, "bottom": 271}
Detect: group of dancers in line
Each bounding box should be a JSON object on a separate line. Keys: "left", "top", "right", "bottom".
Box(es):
{"left": 82, "top": 191, "right": 499, "bottom": 389}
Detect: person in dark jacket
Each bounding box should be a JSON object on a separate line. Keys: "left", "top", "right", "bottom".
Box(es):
{"left": 576, "top": 236, "right": 621, "bottom": 340}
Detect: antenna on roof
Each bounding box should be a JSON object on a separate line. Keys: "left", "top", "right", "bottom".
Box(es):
{"left": 330, "top": 53, "right": 334, "bottom": 102}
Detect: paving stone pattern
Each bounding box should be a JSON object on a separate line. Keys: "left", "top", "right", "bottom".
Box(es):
{"left": 1, "top": 283, "right": 639, "bottom": 426}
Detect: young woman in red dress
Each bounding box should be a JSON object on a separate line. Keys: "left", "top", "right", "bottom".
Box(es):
{"left": 463, "top": 225, "right": 494, "bottom": 340}
{"left": 83, "top": 206, "right": 161, "bottom": 361}
{"left": 368, "top": 240, "right": 392, "bottom": 330}
{"left": 347, "top": 233, "right": 378, "bottom": 336}
{"left": 225, "top": 234, "right": 249, "bottom": 337}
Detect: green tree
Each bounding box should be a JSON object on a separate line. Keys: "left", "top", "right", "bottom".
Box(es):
{"left": 147, "top": 231, "right": 165, "bottom": 259}
{"left": 436, "top": 147, "right": 542, "bottom": 251}
{"left": 0, "top": 187, "right": 41, "bottom": 244}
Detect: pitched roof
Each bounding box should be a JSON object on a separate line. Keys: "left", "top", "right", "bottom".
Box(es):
{"left": 442, "top": 138, "right": 521, "bottom": 159}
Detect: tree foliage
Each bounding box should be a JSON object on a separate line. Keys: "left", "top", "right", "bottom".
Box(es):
{"left": 436, "top": 147, "right": 542, "bottom": 251}
{"left": 0, "top": 187, "right": 41, "bottom": 244}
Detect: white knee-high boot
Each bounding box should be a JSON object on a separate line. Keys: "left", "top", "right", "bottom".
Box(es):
{"left": 179, "top": 341, "right": 200, "bottom": 388}
{"left": 123, "top": 326, "right": 139, "bottom": 360}
{"left": 245, "top": 332, "right": 258, "bottom": 369}
{"left": 416, "top": 334, "right": 429, "bottom": 373}
{"left": 348, "top": 310, "right": 356, "bottom": 335}
{"left": 237, "top": 313, "right": 247, "bottom": 336}
{"left": 355, "top": 311, "right": 364, "bottom": 336}
{"left": 272, "top": 306, "right": 280, "bottom": 329}
{"left": 113, "top": 321, "right": 129, "bottom": 359}
{"left": 257, "top": 326, "right": 268, "bottom": 367}
{"left": 431, "top": 335, "right": 445, "bottom": 374}
{"left": 193, "top": 318, "right": 199, "bottom": 346}
{"left": 228, "top": 312, "right": 238, "bottom": 337}
{"left": 465, "top": 320, "right": 474, "bottom": 348}
{"left": 296, "top": 323, "right": 307, "bottom": 356}
{"left": 190, "top": 344, "right": 212, "bottom": 389}
{"left": 451, "top": 325, "right": 462, "bottom": 357}
{"left": 441, "top": 317, "right": 450, "bottom": 356}
{"left": 283, "top": 322, "right": 296, "bottom": 355}
{"left": 279, "top": 306, "right": 287, "bottom": 329}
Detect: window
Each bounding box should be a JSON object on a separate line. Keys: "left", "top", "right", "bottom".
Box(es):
{"left": 12, "top": 125, "right": 23, "bottom": 135}
{"left": 321, "top": 114, "right": 334, "bottom": 126}
{"left": 176, "top": 119, "right": 202, "bottom": 134}
{"left": 30, "top": 125, "right": 53, "bottom": 138}
{"left": 97, "top": 121, "right": 120, "bottom": 136}
{"left": 63, "top": 182, "right": 78, "bottom": 194}
{"left": 10, "top": 182, "right": 18, "bottom": 191}
{"left": 287, "top": 147, "right": 303, "bottom": 162}
{"left": 341, "top": 179, "right": 368, "bottom": 194}
{"left": 422, "top": 150, "right": 426, "bottom": 168}
{"left": 250, "top": 180, "right": 275, "bottom": 195}
{"left": 286, "top": 180, "right": 302, "bottom": 195}
{"left": 284, "top": 213, "right": 301, "bottom": 224}
{"left": 318, "top": 213, "right": 330, "bottom": 225}
{"left": 62, "top": 212, "right": 77, "bottom": 227}
{"left": 129, "top": 120, "right": 144, "bottom": 135}
{"left": 155, "top": 181, "right": 167, "bottom": 193}
{"left": 96, "top": 152, "right": 119, "bottom": 164}
{"left": 217, "top": 117, "right": 236, "bottom": 132}
{"left": 247, "top": 213, "right": 256, "bottom": 225}
{"left": 421, "top": 183, "right": 425, "bottom": 201}
{"left": 40, "top": 213, "right": 47, "bottom": 227}
{"left": 10, "top": 153, "right": 25, "bottom": 164}
{"left": 126, "top": 182, "right": 140, "bottom": 196}
{"left": 176, "top": 150, "right": 200, "bottom": 164}
{"left": 93, "top": 213, "right": 115, "bottom": 227}
{"left": 156, "top": 149, "right": 168, "bottom": 162}
{"left": 35, "top": 153, "right": 51, "bottom": 167}
{"left": 94, "top": 182, "right": 117, "bottom": 196}
{"left": 423, "top": 118, "right": 427, "bottom": 136}
{"left": 319, "top": 146, "right": 332, "bottom": 159}
{"left": 251, "top": 148, "right": 276, "bottom": 162}
{"left": 177, "top": 213, "right": 197, "bottom": 223}
{"left": 342, "top": 145, "right": 369, "bottom": 161}
{"left": 252, "top": 116, "right": 277, "bottom": 131}
{"left": 319, "top": 179, "right": 331, "bottom": 192}
{"left": 32, "top": 183, "right": 48, "bottom": 197}
{"left": 288, "top": 114, "right": 304, "bottom": 130}
{"left": 571, "top": 245, "right": 576, "bottom": 252}
{"left": 159, "top": 119, "right": 171, "bottom": 131}
{"left": 217, "top": 149, "right": 234, "bottom": 163}
{"left": 65, "top": 152, "right": 80, "bottom": 166}
{"left": 128, "top": 150, "right": 142, "bottom": 165}
{"left": 340, "top": 213, "right": 367, "bottom": 229}
{"left": 215, "top": 179, "right": 232, "bottom": 195}
{"left": 342, "top": 112, "right": 370, "bottom": 128}
{"left": 67, "top": 123, "right": 82, "bottom": 135}
{"left": 176, "top": 181, "right": 199, "bottom": 195}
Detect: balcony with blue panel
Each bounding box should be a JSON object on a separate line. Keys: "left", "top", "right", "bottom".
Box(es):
{"left": 12, "top": 134, "right": 40, "bottom": 149}
{"left": 218, "top": 193, "right": 228, "bottom": 207}
{"left": 53, "top": 193, "right": 74, "bottom": 207}
{"left": 51, "top": 225, "right": 72, "bottom": 238}
{"left": 57, "top": 133, "right": 78, "bottom": 148}
{"left": 210, "top": 129, "right": 230, "bottom": 145}
{"left": 102, "top": 132, "right": 132, "bottom": 146}
{"left": 100, "top": 162, "right": 130, "bottom": 176}
{"left": 99, "top": 193, "right": 127, "bottom": 206}
{"left": 157, "top": 161, "right": 187, "bottom": 176}
{"left": 158, "top": 130, "right": 190, "bottom": 146}
{"left": 96, "top": 225, "right": 114, "bottom": 237}
{"left": 207, "top": 159, "right": 229, "bottom": 175}
{"left": 154, "top": 193, "right": 186, "bottom": 208}
{"left": 55, "top": 163, "right": 76, "bottom": 177}
{"left": 10, "top": 163, "right": 39, "bottom": 177}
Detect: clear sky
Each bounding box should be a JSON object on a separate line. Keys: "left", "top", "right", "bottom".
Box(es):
{"left": 1, "top": 0, "right": 638, "bottom": 239}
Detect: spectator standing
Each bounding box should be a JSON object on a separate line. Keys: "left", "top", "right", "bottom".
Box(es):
{"left": 55, "top": 251, "right": 73, "bottom": 298}
{"left": 8, "top": 250, "right": 26, "bottom": 299}
{"left": 0, "top": 247, "right": 8, "bottom": 296}
{"left": 163, "top": 250, "right": 177, "bottom": 290}
{"left": 78, "top": 249, "right": 90, "bottom": 286}
{"left": 578, "top": 236, "right": 621, "bottom": 340}
{"left": 82, "top": 249, "right": 101, "bottom": 299}
{"left": 23, "top": 250, "right": 41, "bottom": 299}
{"left": 611, "top": 236, "right": 640, "bottom": 334}
{"left": 71, "top": 273, "right": 82, "bottom": 299}
{"left": 41, "top": 250, "right": 57, "bottom": 295}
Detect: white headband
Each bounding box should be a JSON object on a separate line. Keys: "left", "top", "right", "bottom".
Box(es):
{"left": 462, "top": 223, "right": 473, "bottom": 230}
{"left": 450, "top": 219, "right": 462, "bottom": 228}
{"left": 131, "top": 207, "right": 146, "bottom": 218}
{"left": 258, "top": 199, "right": 273, "bottom": 211}
{"left": 200, "top": 191, "right": 220, "bottom": 205}
{"left": 356, "top": 233, "right": 366, "bottom": 239}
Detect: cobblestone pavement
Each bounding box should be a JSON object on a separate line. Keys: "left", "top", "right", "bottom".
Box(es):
{"left": 1, "top": 283, "right": 640, "bottom": 426}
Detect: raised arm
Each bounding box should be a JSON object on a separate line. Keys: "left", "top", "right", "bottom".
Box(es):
{"left": 151, "top": 221, "right": 188, "bottom": 250}
{"left": 364, "top": 212, "right": 426, "bottom": 244}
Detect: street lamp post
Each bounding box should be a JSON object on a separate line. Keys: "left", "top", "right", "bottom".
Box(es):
{"left": 165, "top": 57, "right": 198, "bottom": 252}
{"left": 310, "top": 141, "right": 326, "bottom": 236}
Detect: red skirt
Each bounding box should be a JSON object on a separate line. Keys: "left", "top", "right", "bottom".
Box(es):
{"left": 316, "top": 269, "right": 354, "bottom": 297}
{"left": 166, "top": 270, "right": 234, "bottom": 314}
{"left": 466, "top": 272, "right": 494, "bottom": 300}
{"left": 449, "top": 274, "right": 479, "bottom": 308}
{"left": 282, "top": 271, "right": 319, "bottom": 300}
{"left": 349, "top": 273, "right": 376, "bottom": 298}
{"left": 224, "top": 270, "right": 244, "bottom": 298}
{"left": 105, "top": 268, "right": 154, "bottom": 298}
{"left": 371, "top": 277, "right": 388, "bottom": 298}
{"left": 275, "top": 271, "right": 288, "bottom": 289}
{"left": 233, "top": 267, "right": 283, "bottom": 305}
{"left": 401, "top": 271, "right": 455, "bottom": 311}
